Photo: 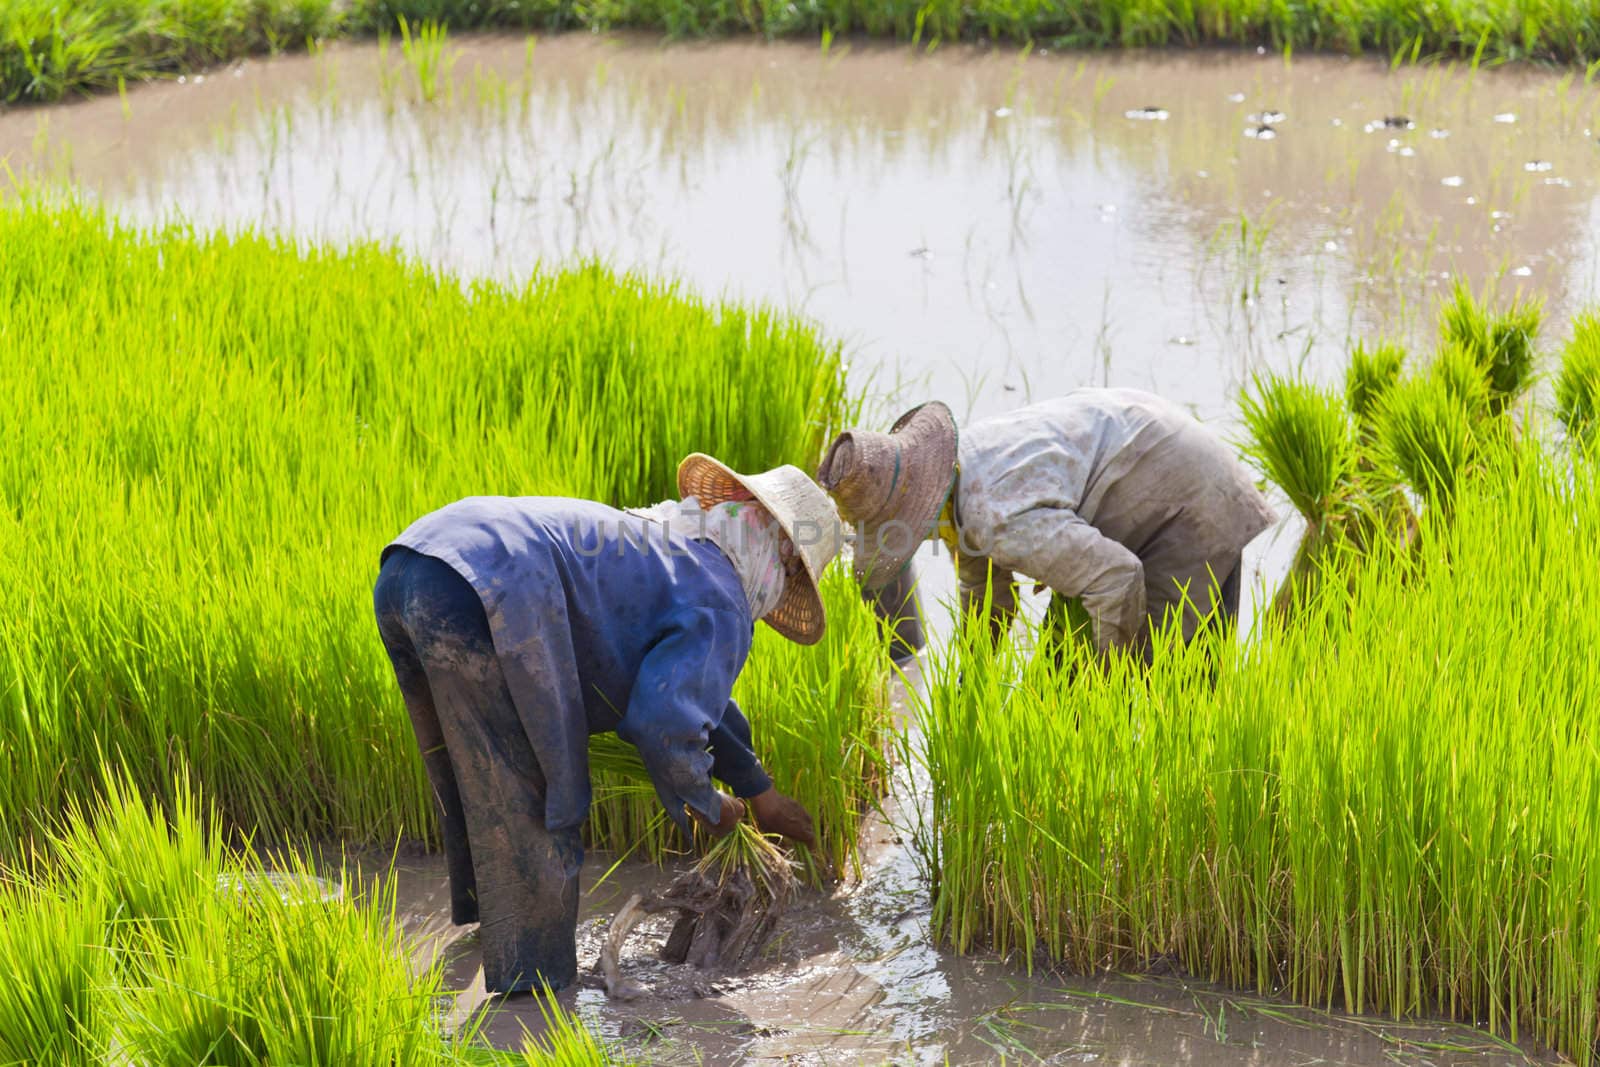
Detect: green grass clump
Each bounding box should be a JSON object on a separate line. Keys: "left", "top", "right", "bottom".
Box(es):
{"left": 15, "top": 0, "right": 1600, "bottom": 106}
{"left": 921, "top": 446, "right": 1600, "bottom": 1065}
{"left": 1557, "top": 310, "right": 1600, "bottom": 452}
{"left": 0, "top": 777, "right": 627, "bottom": 1065}
{"left": 587, "top": 565, "right": 893, "bottom": 883}
{"left": 0, "top": 199, "right": 853, "bottom": 853}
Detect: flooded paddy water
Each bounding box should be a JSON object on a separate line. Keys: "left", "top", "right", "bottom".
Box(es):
{"left": 9, "top": 32, "right": 1594, "bottom": 1064}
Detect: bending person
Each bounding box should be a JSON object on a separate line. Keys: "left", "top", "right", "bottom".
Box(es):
{"left": 818, "top": 388, "right": 1277, "bottom": 655}
{"left": 373, "top": 456, "right": 838, "bottom": 995}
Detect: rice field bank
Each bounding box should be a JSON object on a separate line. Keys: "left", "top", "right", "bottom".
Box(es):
{"left": 11, "top": 0, "right": 1600, "bottom": 109}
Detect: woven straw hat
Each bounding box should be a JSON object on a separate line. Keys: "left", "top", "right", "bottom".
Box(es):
{"left": 816, "top": 401, "right": 959, "bottom": 592}
{"left": 677, "top": 455, "right": 844, "bottom": 645}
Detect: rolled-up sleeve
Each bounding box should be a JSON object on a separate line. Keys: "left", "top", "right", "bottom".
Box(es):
{"left": 986, "top": 507, "right": 1146, "bottom": 652}
{"left": 616, "top": 607, "right": 750, "bottom": 833}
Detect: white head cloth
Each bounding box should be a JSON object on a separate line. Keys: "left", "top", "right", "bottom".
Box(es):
{"left": 628, "top": 496, "right": 785, "bottom": 621}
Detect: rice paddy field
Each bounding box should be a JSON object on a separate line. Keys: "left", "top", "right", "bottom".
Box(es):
{"left": 7, "top": 8, "right": 1600, "bottom": 1067}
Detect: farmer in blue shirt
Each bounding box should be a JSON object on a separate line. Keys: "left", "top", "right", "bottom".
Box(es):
{"left": 373, "top": 454, "right": 841, "bottom": 995}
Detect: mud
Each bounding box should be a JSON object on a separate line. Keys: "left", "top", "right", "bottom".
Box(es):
{"left": 366, "top": 802, "right": 1556, "bottom": 1065}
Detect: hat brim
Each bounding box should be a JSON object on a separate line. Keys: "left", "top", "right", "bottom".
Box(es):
{"left": 855, "top": 402, "right": 959, "bottom": 592}
{"left": 677, "top": 455, "right": 832, "bottom": 645}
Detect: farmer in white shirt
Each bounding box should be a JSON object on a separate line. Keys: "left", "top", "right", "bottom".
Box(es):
{"left": 823, "top": 389, "right": 1276, "bottom": 656}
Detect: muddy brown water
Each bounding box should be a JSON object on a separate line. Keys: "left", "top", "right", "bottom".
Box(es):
{"left": 10, "top": 36, "right": 1593, "bottom": 1063}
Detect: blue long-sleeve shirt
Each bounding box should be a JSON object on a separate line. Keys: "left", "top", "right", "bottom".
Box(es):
{"left": 384, "top": 497, "right": 773, "bottom": 835}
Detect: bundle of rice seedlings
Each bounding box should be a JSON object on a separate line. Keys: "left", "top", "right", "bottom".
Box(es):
{"left": 1439, "top": 282, "right": 1542, "bottom": 416}
{"left": 586, "top": 737, "right": 801, "bottom": 989}
{"left": 1344, "top": 340, "right": 1406, "bottom": 436}
{"left": 1240, "top": 374, "right": 1370, "bottom": 612}
{"left": 655, "top": 821, "right": 799, "bottom": 972}
{"left": 1428, "top": 342, "right": 1492, "bottom": 420}
{"left": 1241, "top": 374, "right": 1357, "bottom": 528}
{"left": 1376, "top": 374, "right": 1479, "bottom": 513}
{"left": 1556, "top": 310, "right": 1600, "bottom": 452}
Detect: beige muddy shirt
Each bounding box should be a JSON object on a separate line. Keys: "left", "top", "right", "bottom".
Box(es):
{"left": 951, "top": 389, "right": 1277, "bottom": 651}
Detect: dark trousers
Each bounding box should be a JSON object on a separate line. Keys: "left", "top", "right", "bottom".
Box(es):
{"left": 373, "top": 547, "right": 582, "bottom": 994}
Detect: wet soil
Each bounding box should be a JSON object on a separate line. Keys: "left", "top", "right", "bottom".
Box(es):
{"left": 373, "top": 806, "right": 1558, "bottom": 1065}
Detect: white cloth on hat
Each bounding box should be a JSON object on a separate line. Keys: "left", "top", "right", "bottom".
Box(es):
{"left": 629, "top": 497, "right": 786, "bottom": 622}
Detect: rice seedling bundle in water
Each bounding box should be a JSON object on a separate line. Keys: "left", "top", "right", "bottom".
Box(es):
{"left": 921, "top": 438, "right": 1600, "bottom": 1064}
{"left": 1558, "top": 311, "right": 1600, "bottom": 452}
{"left": 0, "top": 775, "right": 626, "bottom": 1065}
{"left": 1242, "top": 289, "right": 1540, "bottom": 611}
{"left": 0, "top": 200, "right": 854, "bottom": 852}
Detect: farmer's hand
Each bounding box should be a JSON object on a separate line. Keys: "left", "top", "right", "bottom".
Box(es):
{"left": 749, "top": 788, "right": 816, "bottom": 848}
{"left": 690, "top": 792, "right": 745, "bottom": 837}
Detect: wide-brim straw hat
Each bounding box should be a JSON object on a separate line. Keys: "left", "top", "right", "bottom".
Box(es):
{"left": 816, "top": 402, "right": 959, "bottom": 592}
{"left": 677, "top": 455, "right": 844, "bottom": 645}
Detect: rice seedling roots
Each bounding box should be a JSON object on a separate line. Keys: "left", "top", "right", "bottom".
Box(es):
{"left": 599, "top": 825, "right": 801, "bottom": 999}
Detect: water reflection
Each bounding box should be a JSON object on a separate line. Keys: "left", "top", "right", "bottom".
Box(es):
{"left": 4, "top": 35, "right": 1597, "bottom": 431}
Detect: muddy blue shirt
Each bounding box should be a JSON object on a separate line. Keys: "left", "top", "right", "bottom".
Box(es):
{"left": 383, "top": 497, "right": 773, "bottom": 835}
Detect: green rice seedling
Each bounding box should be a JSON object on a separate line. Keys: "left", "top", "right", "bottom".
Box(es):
{"left": 48, "top": 770, "right": 226, "bottom": 959}
{"left": 1427, "top": 341, "right": 1493, "bottom": 420}
{"left": 0, "top": 775, "right": 624, "bottom": 1065}
{"left": 1239, "top": 373, "right": 1379, "bottom": 612}
{"left": 1240, "top": 374, "right": 1356, "bottom": 527}
{"left": 1556, "top": 309, "right": 1600, "bottom": 452}
{"left": 398, "top": 15, "right": 457, "bottom": 104}
{"left": 1438, "top": 283, "right": 1543, "bottom": 416}
{"left": 1376, "top": 372, "right": 1480, "bottom": 512}
{"left": 513, "top": 995, "right": 628, "bottom": 1066}
{"left": 0, "top": 199, "right": 854, "bottom": 854}
{"left": 920, "top": 447, "right": 1600, "bottom": 1064}
{"left": 1344, "top": 340, "right": 1406, "bottom": 435}
{"left": 0, "top": 881, "right": 106, "bottom": 1066}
